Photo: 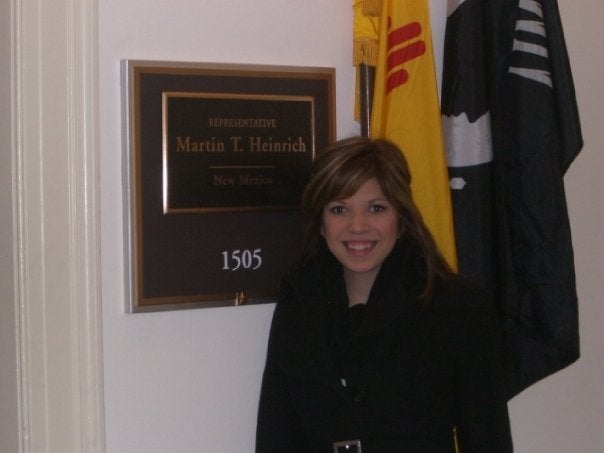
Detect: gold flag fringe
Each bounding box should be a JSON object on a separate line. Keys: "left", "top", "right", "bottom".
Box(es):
{"left": 361, "top": 0, "right": 381, "bottom": 16}
{"left": 352, "top": 0, "right": 381, "bottom": 122}
{"left": 353, "top": 38, "right": 379, "bottom": 67}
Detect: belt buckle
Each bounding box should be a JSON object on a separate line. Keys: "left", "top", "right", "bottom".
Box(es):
{"left": 333, "top": 439, "right": 362, "bottom": 453}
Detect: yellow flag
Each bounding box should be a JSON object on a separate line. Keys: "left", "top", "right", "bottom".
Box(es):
{"left": 370, "top": 0, "right": 457, "bottom": 269}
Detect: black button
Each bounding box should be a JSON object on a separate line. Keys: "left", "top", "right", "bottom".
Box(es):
{"left": 353, "top": 389, "right": 366, "bottom": 403}
{"left": 333, "top": 439, "right": 362, "bottom": 452}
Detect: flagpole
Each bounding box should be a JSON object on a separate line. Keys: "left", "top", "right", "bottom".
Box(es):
{"left": 358, "top": 63, "right": 375, "bottom": 137}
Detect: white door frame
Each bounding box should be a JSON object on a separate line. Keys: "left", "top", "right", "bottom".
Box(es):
{"left": 12, "top": 0, "right": 105, "bottom": 451}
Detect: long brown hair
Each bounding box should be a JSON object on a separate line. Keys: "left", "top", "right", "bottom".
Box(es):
{"left": 298, "top": 136, "right": 456, "bottom": 298}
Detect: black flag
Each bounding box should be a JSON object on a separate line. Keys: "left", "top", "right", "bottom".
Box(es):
{"left": 442, "top": 0, "right": 582, "bottom": 398}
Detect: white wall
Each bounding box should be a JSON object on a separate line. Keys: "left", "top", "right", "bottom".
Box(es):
{"left": 99, "top": 1, "right": 604, "bottom": 452}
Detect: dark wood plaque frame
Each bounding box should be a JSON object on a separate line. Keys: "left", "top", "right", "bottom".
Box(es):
{"left": 121, "top": 60, "right": 335, "bottom": 312}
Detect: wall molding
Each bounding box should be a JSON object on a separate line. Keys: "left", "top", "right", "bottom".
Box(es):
{"left": 12, "top": 0, "right": 105, "bottom": 451}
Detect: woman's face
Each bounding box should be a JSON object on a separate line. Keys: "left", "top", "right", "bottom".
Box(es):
{"left": 321, "top": 178, "right": 399, "bottom": 281}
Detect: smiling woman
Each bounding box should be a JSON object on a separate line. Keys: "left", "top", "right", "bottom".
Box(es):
{"left": 255, "top": 136, "right": 514, "bottom": 452}
{"left": 321, "top": 179, "right": 399, "bottom": 306}
{"left": 298, "top": 136, "right": 454, "bottom": 300}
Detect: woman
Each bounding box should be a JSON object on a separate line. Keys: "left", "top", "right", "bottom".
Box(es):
{"left": 256, "top": 137, "right": 513, "bottom": 452}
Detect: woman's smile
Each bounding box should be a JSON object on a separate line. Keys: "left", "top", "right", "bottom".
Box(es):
{"left": 343, "top": 240, "right": 376, "bottom": 253}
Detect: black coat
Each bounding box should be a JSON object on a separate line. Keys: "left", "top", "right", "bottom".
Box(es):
{"left": 256, "top": 240, "right": 513, "bottom": 452}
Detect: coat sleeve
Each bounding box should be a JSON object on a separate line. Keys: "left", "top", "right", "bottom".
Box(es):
{"left": 255, "top": 286, "right": 308, "bottom": 453}
{"left": 454, "top": 290, "right": 514, "bottom": 453}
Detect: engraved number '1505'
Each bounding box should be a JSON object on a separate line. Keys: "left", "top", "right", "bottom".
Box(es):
{"left": 221, "top": 249, "right": 263, "bottom": 271}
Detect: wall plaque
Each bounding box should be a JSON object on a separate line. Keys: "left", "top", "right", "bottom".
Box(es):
{"left": 122, "top": 60, "right": 335, "bottom": 312}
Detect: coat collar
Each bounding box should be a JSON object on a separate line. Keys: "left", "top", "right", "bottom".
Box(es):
{"left": 271, "top": 238, "right": 428, "bottom": 378}
{"left": 299, "top": 237, "right": 428, "bottom": 325}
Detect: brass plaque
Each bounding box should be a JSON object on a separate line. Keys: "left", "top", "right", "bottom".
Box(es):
{"left": 122, "top": 60, "right": 335, "bottom": 312}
